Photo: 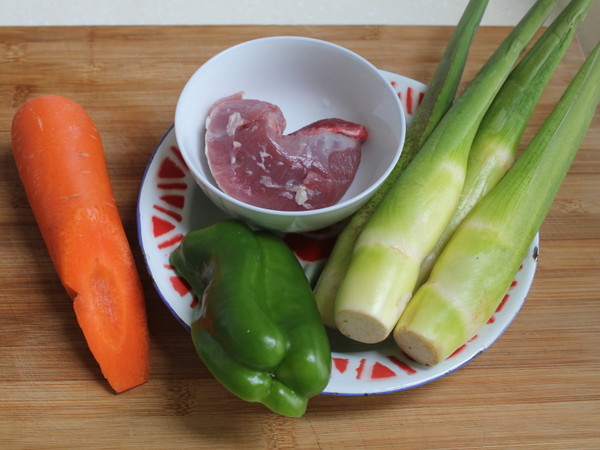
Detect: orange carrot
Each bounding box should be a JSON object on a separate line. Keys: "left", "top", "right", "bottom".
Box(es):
{"left": 11, "top": 95, "right": 149, "bottom": 393}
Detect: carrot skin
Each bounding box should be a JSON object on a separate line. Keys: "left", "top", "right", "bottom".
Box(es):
{"left": 11, "top": 95, "right": 150, "bottom": 393}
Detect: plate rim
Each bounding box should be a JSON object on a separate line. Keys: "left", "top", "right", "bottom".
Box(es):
{"left": 136, "top": 70, "right": 539, "bottom": 396}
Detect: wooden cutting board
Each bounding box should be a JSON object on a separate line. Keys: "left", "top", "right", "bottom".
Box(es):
{"left": 0, "top": 26, "right": 599, "bottom": 449}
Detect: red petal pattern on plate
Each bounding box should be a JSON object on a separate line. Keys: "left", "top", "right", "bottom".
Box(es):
{"left": 387, "top": 356, "right": 417, "bottom": 375}
{"left": 170, "top": 275, "right": 191, "bottom": 297}
{"left": 158, "top": 182, "right": 188, "bottom": 190}
{"left": 333, "top": 357, "right": 349, "bottom": 374}
{"left": 371, "top": 362, "right": 396, "bottom": 379}
{"left": 283, "top": 232, "right": 337, "bottom": 262}
{"left": 356, "top": 358, "right": 367, "bottom": 379}
{"left": 391, "top": 81, "right": 424, "bottom": 115}
{"left": 153, "top": 205, "right": 183, "bottom": 222}
{"left": 153, "top": 146, "right": 189, "bottom": 250}
{"left": 158, "top": 156, "right": 186, "bottom": 178}
{"left": 152, "top": 216, "right": 176, "bottom": 237}
{"left": 157, "top": 234, "right": 184, "bottom": 249}
{"left": 160, "top": 194, "right": 185, "bottom": 209}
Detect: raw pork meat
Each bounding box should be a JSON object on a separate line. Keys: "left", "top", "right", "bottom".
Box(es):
{"left": 204, "top": 93, "right": 368, "bottom": 211}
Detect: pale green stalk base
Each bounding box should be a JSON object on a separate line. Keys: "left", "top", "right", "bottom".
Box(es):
{"left": 395, "top": 219, "right": 518, "bottom": 365}
{"left": 334, "top": 152, "right": 469, "bottom": 342}
{"left": 393, "top": 284, "right": 466, "bottom": 366}
{"left": 417, "top": 138, "right": 514, "bottom": 286}
{"left": 335, "top": 244, "right": 418, "bottom": 344}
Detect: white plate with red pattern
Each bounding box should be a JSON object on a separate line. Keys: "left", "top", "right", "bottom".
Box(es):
{"left": 137, "top": 71, "right": 539, "bottom": 396}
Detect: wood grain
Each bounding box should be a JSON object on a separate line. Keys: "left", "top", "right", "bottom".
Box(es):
{"left": 0, "top": 26, "right": 598, "bottom": 449}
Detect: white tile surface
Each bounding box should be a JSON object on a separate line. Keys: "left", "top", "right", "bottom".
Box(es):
{"left": 2, "top": 0, "right": 541, "bottom": 26}
{"left": 4, "top": 0, "right": 597, "bottom": 55}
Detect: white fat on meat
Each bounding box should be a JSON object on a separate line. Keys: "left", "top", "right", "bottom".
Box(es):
{"left": 204, "top": 92, "right": 368, "bottom": 211}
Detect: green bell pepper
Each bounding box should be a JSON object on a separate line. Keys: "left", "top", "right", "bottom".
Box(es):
{"left": 169, "top": 220, "right": 332, "bottom": 417}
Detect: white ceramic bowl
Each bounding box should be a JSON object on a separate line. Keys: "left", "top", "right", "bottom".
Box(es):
{"left": 174, "top": 36, "right": 405, "bottom": 232}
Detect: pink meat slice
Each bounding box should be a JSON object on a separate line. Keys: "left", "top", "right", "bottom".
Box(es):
{"left": 204, "top": 93, "right": 368, "bottom": 211}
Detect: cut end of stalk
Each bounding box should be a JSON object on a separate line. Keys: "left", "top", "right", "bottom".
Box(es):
{"left": 335, "top": 309, "right": 394, "bottom": 344}
{"left": 393, "top": 282, "right": 467, "bottom": 366}
{"left": 333, "top": 243, "right": 418, "bottom": 343}
{"left": 393, "top": 329, "right": 441, "bottom": 366}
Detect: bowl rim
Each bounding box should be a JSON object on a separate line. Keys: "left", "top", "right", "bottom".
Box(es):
{"left": 174, "top": 35, "right": 406, "bottom": 217}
